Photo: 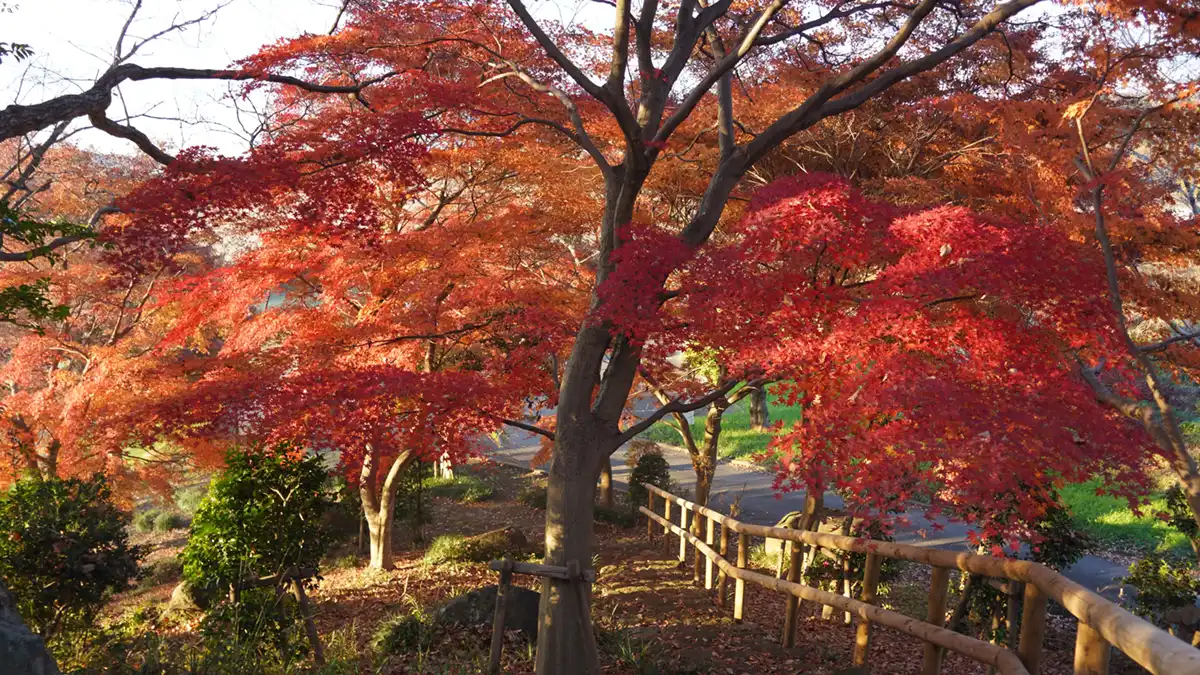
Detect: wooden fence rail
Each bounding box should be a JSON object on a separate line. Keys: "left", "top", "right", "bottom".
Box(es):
{"left": 642, "top": 484, "right": 1200, "bottom": 675}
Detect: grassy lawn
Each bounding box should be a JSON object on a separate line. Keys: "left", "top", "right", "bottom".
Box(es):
{"left": 1059, "top": 480, "right": 1190, "bottom": 556}
{"left": 639, "top": 395, "right": 802, "bottom": 461}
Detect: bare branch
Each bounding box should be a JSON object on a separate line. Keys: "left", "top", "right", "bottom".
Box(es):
{"left": 479, "top": 68, "right": 610, "bottom": 173}
{"left": 500, "top": 417, "right": 556, "bottom": 440}
{"left": 743, "top": 0, "right": 1042, "bottom": 167}
{"left": 87, "top": 110, "right": 175, "bottom": 165}
{"left": 610, "top": 378, "right": 763, "bottom": 450}
{"left": 0, "top": 64, "right": 399, "bottom": 144}
{"left": 1139, "top": 330, "right": 1200, "bottom": 354}
{"left": 504, "top": 0, "right": 638, "bottom": 136}
{"left": 116, "top": 2, "right": 232, "bottom": 65}
{"left": 652, "top": 0, "right": 791, "bottom": 145}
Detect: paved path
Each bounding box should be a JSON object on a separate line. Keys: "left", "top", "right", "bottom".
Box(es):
{"left": 487, "top": 427, "right": 1130, "bottom": 598}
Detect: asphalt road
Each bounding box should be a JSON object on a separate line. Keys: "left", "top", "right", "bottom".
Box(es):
{"left": 486, "top": 426, "right": 1131, "bottom": 598}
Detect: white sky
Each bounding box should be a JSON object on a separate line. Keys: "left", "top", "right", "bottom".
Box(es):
{"left": 2, "top": 0, "right": 608, "bottom": 155}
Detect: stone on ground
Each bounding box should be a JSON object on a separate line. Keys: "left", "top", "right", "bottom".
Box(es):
{"left": 0, "top": 579, "right": 60, "bottom": 675}
{"left": 437, "top": 585, "right": 541, "bottom": 639}
{"left": 460, "top": 527, "right": 530, "bottom": 562}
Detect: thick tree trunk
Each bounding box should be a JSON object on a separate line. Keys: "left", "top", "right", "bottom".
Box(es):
{"left": 598, "top": 456, "right": 614, "bottom": 509}
{"left": 749, "top": 386, "right": 770, "bottom": 431}
{"left": 365, "top": 509, "right": 393, "bottom": 570}
{"left": 535, "top": 432, "right": 602, "bottom": 674}
{"left": 359, "top": 446, "right": 414, "bottom": 570}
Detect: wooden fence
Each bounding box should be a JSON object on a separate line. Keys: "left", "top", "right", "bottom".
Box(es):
{"left": 639, "top": 483, "right": 1200, "bottom": 675}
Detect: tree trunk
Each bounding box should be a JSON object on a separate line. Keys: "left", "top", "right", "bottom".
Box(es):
{"left": 598, "top": 456, "right": 614, "bottom": 509}
{"left": 695, "top": 400, "right": 724, "bottom": 507}
{"left": 359, "top": 446, "right": 414, "bottom": 571}
{"left": 533, "top": 163, "right": 649, "bottom": 675}
{"left": 749, "top": 386, "right": 770, "bottom": 431}
{"left": 535, "top": 433, "right": 602, "bottom": 674}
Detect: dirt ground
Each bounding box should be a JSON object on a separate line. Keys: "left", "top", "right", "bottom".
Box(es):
{"left": 115, "top": 459, "right": 1153, "bottom": 674}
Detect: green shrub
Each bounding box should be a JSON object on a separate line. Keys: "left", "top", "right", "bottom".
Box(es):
{"left": 132, "top": 508, "right": 159, "bottom": 533}
{"left": 183, "top": 445, "right": 330, "bottom": 588}
{"left": 371, "top": 610, "right": 434, "bottom": 655}
{"left": 324, "top": 475, "right": 364, "bottom": 540}
{"left": 803, "top": 520, "right": 901, "bottom": 595}
{"left": 517, "top": 484, "right": 547, "bottom": 509}
{"left": 1028, "top": 500, "right": 1093, "bottom": 572}
{"left": 153, "top": 511, "right": 186, "bottom": 533}
{"left": 0, "top": 474, "right": 143, "bottom": 644}
{"left": 424, "top": 529, "right": 527, "bottom": 564}
{"left": 325, "top": 552, "right": 361, "bottom": 570}
{"left": 594, "top": 505, "right": 637, "bottom": 528}
{"left": 392, "top": 461, "right": 431, "bottom": 525}
{"left": 139, "top": 557, "right": 183, "bottom": 588}
{"left": 627, "top": 451, "right": 672, "bottom": 514}
{"left": 424, "top": 535, "right": 470, "bottom": 564}
{"left": 173, "top": 485, "right": 208, "bottom": 516}
{"left": 181, "top": 444, "right": 331, "bottom": 658}
{"left": 1123, "top": 556, "right": 1200, "bottom": 625}
{"left": 599, "top": 629, "right": 657, "bottom": 672}
{"left": 423, "top": 475, "right": 494, "bottom": 503}
{"left": 1165, "top": 485, "right": 1199, "bottom": 542}
{"left": 749, "top": 543, "right": 779, "bottom": 570}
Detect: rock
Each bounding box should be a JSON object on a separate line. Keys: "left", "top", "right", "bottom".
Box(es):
{"left": 166, "top": 580, "right": 211, "bottom": 614}
{"left": 0, "top": 578, "right": 60, "bottom": 675}
{"left": 1164, "top": 604, "right": 1200, "bottom": 630}
{"left": 459, "top": 527, "right": 530, "bottom": 562}
{"left": 436, "top": 585, "right": 541, "bottom": 640}
{"left": 764, "top": 510, "right": 850, "bottom": 557}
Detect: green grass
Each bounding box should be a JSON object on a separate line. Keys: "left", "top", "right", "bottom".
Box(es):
{"left": 1059, "top": 480, "right": 1190, "bottom": 555}
{"left": 422, "top": 475, "right": 494, "bottom": 503}
{"left": 639, "top": 394, "right": 802, "bottom": 461}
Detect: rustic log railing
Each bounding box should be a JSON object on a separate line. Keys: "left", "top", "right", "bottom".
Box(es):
{"left": 640, "top": 484, "right": 1200, "bottom": 675}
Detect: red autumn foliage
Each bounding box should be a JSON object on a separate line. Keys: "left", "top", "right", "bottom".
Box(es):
{"left": 628, "top": 174, "right": 1158, "bottom": 545}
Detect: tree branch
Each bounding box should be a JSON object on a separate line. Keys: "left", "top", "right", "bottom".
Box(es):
{"left": 744, "top": 0, "right": 1042, "bottom": 167}
{"left": 87, "top": 110, "right": 175, "bottom": 165}
{"left": 0, "top": 63, "right": 398, "bottom": 143}
{"left": 500, "top": 417, "right": 556, "bottom": 440}
{"left": 503, "top": 0, "right": 637, "bottom": 135}
{"left": 479, "top": 69, "right": 610, "bottom": 173}
{"left": 1139, "top": 330, "right": 1200, "bottom": 354}
{"left": 0, "top": 205, "right": 118, "bottom": 262}
{"left": 610, "top": 378, "right": 762, "bottom": 450}
{"left": 652, "top": 0, "right": 791, "bottom": 146}
{"left": 349, "top": 316, "right": 504, "bottom": 349}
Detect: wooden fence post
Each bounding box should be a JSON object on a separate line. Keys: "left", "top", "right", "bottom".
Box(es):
{"left": 488, "top": 558, "right": 514, "bottom": 674}
{"left": 1074, "top": 621, "right": 1111, "bottom": 675}
{"left": 705, "top": 515, "right": 716, "bottom": 590}
{"left": 647, "top": 491, "right": 655, "bottom": 543}
{"left": 781, "top": 517, "right": 804, "bottom": 647}
{"left": 853, "top": 553, "right": 882, "bottom": 667}
{"left": 734, "top": 532, "right": 748, "bottom": 622}
{"left": 693, "top": 511, "right": 705, "bottom": 584}
{"left": 1019, "top": 582, "right": 1048, "bottom": 674}
{"left": 921, "top": 567, "right": 951, "bottom": 675}
{"left": 678, "top": 504, "right": 688, "bottom": 563}
{"left": 717, "top": 522, "right": 730, "bottom": 607}
{"left": 291, "top": 579, "right": 325, "bottom": 667}
{"left": 776, "top": 516, "right": 794, "bottom": 580}
{"left": 663, "top": 497, "right": 672, "bottom": 546}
